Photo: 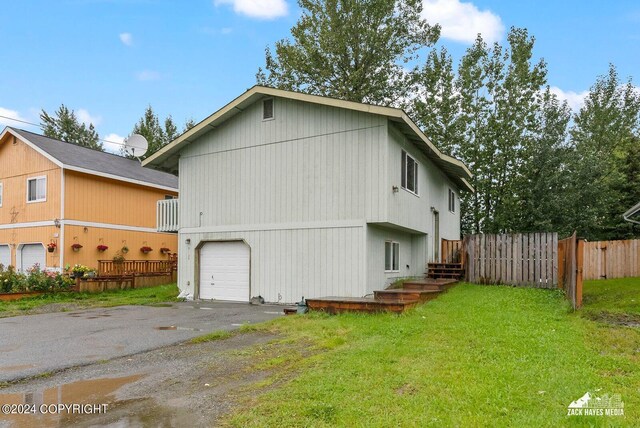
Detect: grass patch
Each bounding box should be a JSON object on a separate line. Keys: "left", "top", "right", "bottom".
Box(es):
{"left": 227, "top": 283, "right": 640, "bottom": 427}
{"left": 582, "top": 277, "right": 640, "bottom": 317}
{"left": 0, "top": 284, "right": 180, "bottom": 318}
{"left": 190, "top": 330, "right": 235, "bottom": 344}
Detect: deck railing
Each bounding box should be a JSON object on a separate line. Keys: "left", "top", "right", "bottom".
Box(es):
{"left": 98, "top": 259, "right": 176, "bottom": 276}
{"left": 157, "top": 198, "right": 179, "bottom": 232}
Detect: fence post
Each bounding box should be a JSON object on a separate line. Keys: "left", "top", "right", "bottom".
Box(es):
{"left": 576, "top": 238, "right": 584, "bottom": 309}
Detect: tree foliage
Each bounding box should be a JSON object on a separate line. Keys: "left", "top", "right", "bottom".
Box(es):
{"left": 257, "top": 0, "right": 440, "bottom": 105}
{"left": 128, "top": 106, "right": 188, "bottom": 159}
{"left": 412, "top": 30, "right": 639, "bottom": 240}
{"left": 40, "top": 105, "right": 103, "bottom": 151}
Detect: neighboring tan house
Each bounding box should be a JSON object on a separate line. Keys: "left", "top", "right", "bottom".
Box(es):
{"left": 145, "top": 86, "right": 473, "bottom": 304}
{"left": 0, "top": 127, "right": 178, "bottom": 272}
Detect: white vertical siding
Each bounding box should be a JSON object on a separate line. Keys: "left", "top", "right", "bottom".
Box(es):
{"left": 365, "top": 225, "right": 426, "bottom": 294}
{"left": 178, "top": 225, "right": 365, "bottom": 304}
{"left": 386, "top": 125, "right": 461, "bottom": 259}
{"left": 179, "top": 98, "right": 388, "bottom": 229}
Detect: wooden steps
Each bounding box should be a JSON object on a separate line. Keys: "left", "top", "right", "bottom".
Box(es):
{"left": 306, "top": 297, "right": 418, "bottom": 314}
{"left": 306, "top": 262, "right": 462, "bottom": 315}
{"left": 374, "top": 289, "right": 441, "bottom": 302}
{"left": 402, "top": 278, "right": 457, "bottom": 291}
{"left": 427, "top": 263, "right": 465, "bottom": 280}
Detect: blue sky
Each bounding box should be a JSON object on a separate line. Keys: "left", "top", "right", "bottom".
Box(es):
{"left": 1, "top": 0, "right": 639, "bottom": 152}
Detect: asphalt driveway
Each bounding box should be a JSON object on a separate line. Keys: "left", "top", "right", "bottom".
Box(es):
{"left": 0, "top": 301, "right": 283, "bottom": 382}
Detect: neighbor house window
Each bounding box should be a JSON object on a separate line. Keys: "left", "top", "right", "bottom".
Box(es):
{"left": 263, "top": 98, "right": 274, "bottom": 120}
{"left": 448, "top": 188, "right": 456, "bottom": 213}
{"left": 0, "top": 182, "right": 3, "bottom": 207}
{"left": 401, "top": 150, "right": 418, "bottom": 194}
{"left": 385, "top": 241, "right": 400, "bottom": 272}
{"left": 27, "top": 176, "right": 46, "bottom": 203}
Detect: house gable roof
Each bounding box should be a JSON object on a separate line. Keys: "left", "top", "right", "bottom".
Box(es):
{"left": 1, "top": 127, "right": 178, "bottom": 191}
{"left": 143, "top": 85, "right": 473, "bottom": 192}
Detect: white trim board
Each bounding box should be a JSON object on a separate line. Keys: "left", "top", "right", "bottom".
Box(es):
{"left": 0, "top": 219, "right": 174, "bottom": 235}
{"left": 181, "top": 220, "right": 366, "bottom": 234}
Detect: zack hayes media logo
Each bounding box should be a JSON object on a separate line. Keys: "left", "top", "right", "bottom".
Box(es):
{"left": 567, "top": 391, "right": 624, "bottom": 417}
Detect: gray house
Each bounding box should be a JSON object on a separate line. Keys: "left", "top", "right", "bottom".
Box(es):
{"left": 144, "top": 86, "right": 472, "bottom": 303}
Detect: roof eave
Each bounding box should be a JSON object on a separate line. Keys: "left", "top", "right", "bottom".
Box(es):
{"left": 142, "top": 86, "right": 474, "bottom": 187}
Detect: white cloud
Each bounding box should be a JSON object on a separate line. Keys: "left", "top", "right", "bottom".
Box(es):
{"left": 77, "top": 108, "right": 102, "bottom": 126}
{"left": 549, "top": 86, "right": 589, "bottom": 112}
{"left": 214, "top": 0, "right": 288, "bottom": 19}
{"left": 102, "top": 133, "right": 126, "bottom": 154}
{"left": 422, "top": 0, "right": 504, "bottom": 44}
{"left": 119, "top": 32, "right": 133, "bottom": 46}
{"left": 136, "top": 70, "right": 162, "bottom": 81}
{"left": 0, "top": 107, "right": 29, "bottom": 128}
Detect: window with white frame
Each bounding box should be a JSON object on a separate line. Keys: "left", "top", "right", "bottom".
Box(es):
{"left": 0, "top": 182, "right": 3, "bottom": 207}
{"left": 385, "top": 241, "right": 400, "bottom": 272}
{"left": 401, "top": 150, "right": 418, "bottom": 194}
{"left": 262, "top": 98, "right": 274, "bottom": 120}
{"left": 448, "top": 188, "right": 456, "bottom": 213}
{"left": 27, "top": 176, "right": 46, "bottom": 203}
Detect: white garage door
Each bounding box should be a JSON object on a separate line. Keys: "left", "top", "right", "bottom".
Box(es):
{"left": 0, "top": 245, "right": 10, "bottom": 268}
{"left": 199, "top": 241, "right": 250, "bottom": 301}
{"left": 21, "top": 244, "right": 45, "bottom": 272}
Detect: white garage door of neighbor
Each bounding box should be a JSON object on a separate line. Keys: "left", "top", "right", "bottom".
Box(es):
{"left": 21, "top": 244, "right": 45, "bottom": 272}
{"left": 0, "top": 245, "right": 10, "bottom": 268}
{"left": 199, "top": 241, "right": 250, "bottom": 301}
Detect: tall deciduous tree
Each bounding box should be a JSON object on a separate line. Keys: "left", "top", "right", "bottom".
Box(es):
{"left": 257, "top": 0, "right": 440, "bottom": 105}
{"left": 40, "top": 105, "right": 103, "bottom": 151}
{"left": 567, "top": 64, "right": 640, "bottom": 240}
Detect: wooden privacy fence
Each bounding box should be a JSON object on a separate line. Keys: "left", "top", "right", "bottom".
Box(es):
{"left": 464, "top": 233, "right": 559, "bottom": 288}
{"left": 98, "top": 259, "right": 176, "bottom": 276}
{"left": 558, "top": 232, "right": 583, "bottom": 309}
{"left": 441, "top": 239, "right": 463, "bottom": 263}
{"left": 583, "top": 239, "right": 640, "bottom": 280}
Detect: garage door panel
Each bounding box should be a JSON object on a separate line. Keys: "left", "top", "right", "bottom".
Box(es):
{"left": 21, "top": 244, "right": 45, "bottom": 272}
{"left": 200, "top": 241, "right": 250, "bottom": 301}
{"left": 0, "top": 245, "right": 10, "bottom": 268}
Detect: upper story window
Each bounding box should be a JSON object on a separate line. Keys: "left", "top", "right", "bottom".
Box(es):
{"left": 0, "top": 182, "right": 3, "bottom": 207}
{"left": 401, "top": 150, "right": 418, "bottom": 195}
{"left": 27, "top": 176, "right": 46, "bottom": 203}
{"left": 448, "top": 188, "right": 456, "bottom": 213}
{"left": 262, "top": 98, "right": 274, "bottom": 120}
{"left": 385, "top": 241, "right": 400, "bottom": 272}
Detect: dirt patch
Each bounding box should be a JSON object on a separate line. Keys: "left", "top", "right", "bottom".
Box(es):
{"left": 0, "top": 331, "right": 319, "bottom": 427}
{"left": 585, "top": 311, "right": 640, "bottom": 328}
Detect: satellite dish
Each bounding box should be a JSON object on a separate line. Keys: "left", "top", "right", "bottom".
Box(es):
{"left": 124, "top": 134, "right": 148, "bottom": 159}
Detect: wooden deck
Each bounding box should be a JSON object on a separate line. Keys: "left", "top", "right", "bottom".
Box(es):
{"left": 306, "top": 297, "right": 418, "bottom": 314}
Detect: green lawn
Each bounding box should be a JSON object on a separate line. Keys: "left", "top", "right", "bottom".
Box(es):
{"left": 0, "top": 284, "right": 180, "bottom": 318}
{"left": 582, "top": 277, "right": 640, "bottom": 318}
{"left": 227, "top": 282, "right": 640, "bottom": 427}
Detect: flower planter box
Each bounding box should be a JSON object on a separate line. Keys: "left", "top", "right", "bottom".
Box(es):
{"left": 0, "top": 291, "right": 47, "bottom": 301}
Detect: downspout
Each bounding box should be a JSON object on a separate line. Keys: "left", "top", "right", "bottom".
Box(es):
{"left": 59, "top": 168, "right": 65, "bottom": 271}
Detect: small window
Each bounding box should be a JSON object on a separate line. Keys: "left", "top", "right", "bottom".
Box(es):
{"left": 27, "top": 176, "right": 46, "bottom": 203}
{"left": 0, "top": 182, "right": 3, "bottom": 207}
{"left": 165, "top": 195, "right": 176, "bottom": 200}
{"left": 385, "top": 241, "right": 400, "bottom": 272}
{"left": 262, "top": 98, "right": 274, "bottom": 120}
{"left": 448, "top": 189, "right": 456, "bottom": 213}
{"left": 401, "top": 150, "right": 418, "bottom": 195}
